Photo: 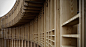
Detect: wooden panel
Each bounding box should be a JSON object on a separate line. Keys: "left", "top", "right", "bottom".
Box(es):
{"left": 38, "top": 15, "right": 41, "bottom": 45}
{"left": 9, "top": 28, "right": 12, "bottom": 39}
{"left": 12, "top": 28, "right": 15, "bottom": 39}
{"left": 81, "top": 0, "right": 86, "bottom": 47}
{"left": 44, "top": 2, "right": 46, "bottom": 47}
{"left": 45, "top": 0, "right": 49, "bottom": 47}
{"left": 0, "top": 0, "right": 83, "bottom": 47}
{"left": 6, "top": 29, "right": 9, "bottom": 39}
{"left": 55, "top": 0, "right": 60, "bottom": 47}
{"left": 60, "top": 0, "right": 81, "bottom": 47}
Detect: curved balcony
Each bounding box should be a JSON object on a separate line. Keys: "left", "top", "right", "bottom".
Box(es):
{"left": 1, "top": 0, "right": 44, "bottom": 28}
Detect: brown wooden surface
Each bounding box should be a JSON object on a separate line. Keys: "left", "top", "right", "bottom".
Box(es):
{"left": 0, "top": 0, "right": 83, "bottom": 47}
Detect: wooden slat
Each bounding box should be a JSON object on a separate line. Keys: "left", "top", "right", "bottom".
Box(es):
{"left": 25, "top": 0, "right": 44, "bottom": 3}
{"left": 62, "top": 34, "right": 79, "bottom": 38}
{"left": 62, "top": 13, "right": 79, "bottom": 26}
{"left": 62, "top": 45, "right": 75, "bottom": 47}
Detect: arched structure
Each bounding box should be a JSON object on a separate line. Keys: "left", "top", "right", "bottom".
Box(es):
{"left": 0, "top": 0, "right": 84, "bottom": 47}
{"left": 1, "top": 0, "right": 44, "bottom": 28}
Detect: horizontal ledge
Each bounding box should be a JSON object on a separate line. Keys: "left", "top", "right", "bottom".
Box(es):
{"left": 24, "top": 5, "right": 43, "bottom": 8}
{"left": 25, "top": 1, "right": 44, "bottom": 4}
{"left": 62, "top": 45, "right": 76, "bottom": 47}
{"left": 61, "top": 13, "right": 79, "bottom": 26}
{"left": 62, "top": 34, "right": 79, "bottom": 38}
{"left": 49, "top": 35, "right": 55, "bottom": 36}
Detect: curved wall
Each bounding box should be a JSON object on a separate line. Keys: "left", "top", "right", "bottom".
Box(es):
{"left": 0, "top": 0, "right": 16, "bottom": 17}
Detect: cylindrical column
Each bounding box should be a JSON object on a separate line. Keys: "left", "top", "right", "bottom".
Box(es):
{"left": 26, "top": 41, "right": 29, "bottom": 47}
{"left": 23, "top": 40, "right": 26, "bottom": 47}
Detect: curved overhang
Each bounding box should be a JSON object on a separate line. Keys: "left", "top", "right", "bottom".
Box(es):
{"left": 1, "top": 0, "right": 45, "bottom": 28}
